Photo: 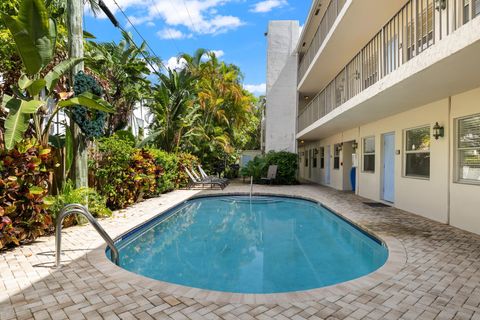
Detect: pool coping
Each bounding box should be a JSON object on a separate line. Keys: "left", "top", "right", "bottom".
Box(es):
{"left": 86, "top": 192, "right": 407, "bottom": 304}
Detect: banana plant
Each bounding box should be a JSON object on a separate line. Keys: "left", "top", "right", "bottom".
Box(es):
{"left": 0, "top": 0, "right": 114, "bottom": 150}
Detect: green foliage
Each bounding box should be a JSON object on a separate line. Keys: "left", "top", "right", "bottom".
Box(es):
{"left": 144, "top": 49, "right": 261, "bottom": 172}
{"left": 114, "top": 130, "right": 136, "bottom": 146}
{"left": 1, "top": 0, "right": 56, "bottom": 75}
{"left": 240, "top": 151, "right": 298, "bottom": 185}
{"left": 92, "top": 134, "right": 161, "bottom": 209}
{"left": 85, "top": 31, "right": 154, "bottom": 134}
{"left": 149, "top": 149, "right": 178, "bottom": 193}
{"left": 147, "top": 69, "right": 198, "bottom": 152}
{"left": 49, "top": 180, "right": 112, "bottom": 227}
{"left": 240, "top": 156, "right": 267, "bottom": 182}
{"left": 0, "top": 0, "right": 113, "bottom": 150}
{"left": 71, "top": 71, "right": 106, "bottom": 139}
{"left": 0, "top": 139, "right": 54, "bottom": 249}
{"left": 264, "top": 151, "right": 298, "bottom": 185}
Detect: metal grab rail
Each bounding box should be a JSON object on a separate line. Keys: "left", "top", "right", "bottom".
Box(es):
{"left": 55, "top": 204, "right": 119, "bottom": 268}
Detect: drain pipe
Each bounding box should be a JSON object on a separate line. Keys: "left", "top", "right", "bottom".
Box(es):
{"left": 447, "top": 96, "right": 452, "bottom": 225}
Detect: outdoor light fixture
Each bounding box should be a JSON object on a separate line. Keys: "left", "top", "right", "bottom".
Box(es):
{"left": 337, "top": 143, "right": 343, "bottom": 151}
{"left": 352, "top": 140, "right": 358, "bottom": 150}
{"left": 433, "top": 122, "right": 444, "bottom": 140}
{"left": 435, "top": 0, "right": 446, "bottom": 10}
{"left": 314, "top": 148, "right": 319, "bottom": 155}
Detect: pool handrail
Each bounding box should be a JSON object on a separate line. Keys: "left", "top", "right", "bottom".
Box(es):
{"left": 55, "top": 204, "right": 119, "bottom": 268}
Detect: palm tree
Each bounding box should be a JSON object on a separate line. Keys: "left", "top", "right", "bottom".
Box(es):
{"left": 85, "top": 31, "right": 153, "bottom": 134}
{"left": 145, "top": 69, "right": 198, "bottom": 152}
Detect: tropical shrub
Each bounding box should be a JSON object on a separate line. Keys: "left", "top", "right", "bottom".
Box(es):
{"left": 49, "top": 180, "right": 112, "bottom": 227}
{"left": 150, "top": 149, "right": 178, "bottom": 193}
{"left": 240, "top": 156, "right": 267, "bottom": 182}
{"left": 176, "top": 152, "right": 199, "bottom": 188}
{"left": 131, "top": 149, "right": 161, "bottom": 199}
{"left": 240, "top": 151, "right": 298, "bottom": 185}
{"left": 0, "top": 139, "right": 54, "bottom": 249}
{"left": 92, "top": 134, "right": 161, "bottom": 209}
{"left": 264, "top": 151, "right": 298, "bottom": 185}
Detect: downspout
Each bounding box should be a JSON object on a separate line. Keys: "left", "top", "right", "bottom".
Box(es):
{"left": 447, "top": 96, "right": 452, "bottom": 225}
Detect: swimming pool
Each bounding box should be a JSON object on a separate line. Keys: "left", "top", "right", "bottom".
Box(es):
{"left": 110, "top": 195, "right": 388, "bottom": 294}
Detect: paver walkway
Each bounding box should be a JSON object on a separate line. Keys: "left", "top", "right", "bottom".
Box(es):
{"left": 1, "top": 182, "right": 480, "bottom": 320}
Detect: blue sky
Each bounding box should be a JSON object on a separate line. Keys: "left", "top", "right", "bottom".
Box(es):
{"left": 84, "top": 0, "right": 310, "bottom": 95}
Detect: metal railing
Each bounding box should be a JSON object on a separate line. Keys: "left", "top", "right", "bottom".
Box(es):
{"left": 55, "top": 204, "right": 119, "bottom": 267}
{"left": 298, "top": 0, "right": 480, "bottom": 132}
{"left": 298, "top": 0, "right": 347, "bottom": 82}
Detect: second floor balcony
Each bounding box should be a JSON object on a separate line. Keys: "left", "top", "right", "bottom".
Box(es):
{"left": 298, "top": 0, "right": 480, "bottom": 134}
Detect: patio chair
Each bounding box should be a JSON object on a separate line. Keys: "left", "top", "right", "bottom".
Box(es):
{"left": 261, "top": 165, "right": 278, "bottom": 185}
{"left": 198, "top": 165, "right": 229, "bottom": 186}
{"left": 184, "top": 167, "right": 225, "bottom": 190}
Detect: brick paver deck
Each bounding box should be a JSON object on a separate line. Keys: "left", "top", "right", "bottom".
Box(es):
{"left": 1, "top": 182, "right": 480, "bottom": 320}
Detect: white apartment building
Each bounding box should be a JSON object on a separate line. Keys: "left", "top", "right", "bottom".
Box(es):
{"left": 266, "top": 0, "right": 480, "bottom": 235}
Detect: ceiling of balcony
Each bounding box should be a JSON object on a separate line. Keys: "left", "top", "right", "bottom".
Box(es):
{"left": 298, "top": 0, "right": 409, "bottom": 96}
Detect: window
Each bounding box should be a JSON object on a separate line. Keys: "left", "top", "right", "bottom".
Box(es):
{"left": 456, "top": 114, "right": 480, "bottom": 183}
{"left": 464, "top": 0, "right": 471, "bottom": 23}
{"left": 363, "top": 137, "right": 375, "bottom": 172}
{"left": 333, "top": 144, "right": 341, "bottom": 169}
{"left": 313, "top": 149, "right": 317, "bottom": 168}
{"left": 319, "top": 147, "right": 325, "bottom": 169}
{"left": 405, "top": 126, "right": 430, "bottom": 178}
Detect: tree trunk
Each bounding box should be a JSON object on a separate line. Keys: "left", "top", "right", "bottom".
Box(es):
{"left": 67, "top": 0, "right": 88, "bottom": 188}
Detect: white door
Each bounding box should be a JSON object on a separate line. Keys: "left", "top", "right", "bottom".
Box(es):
{"left": 382, "top": 133, "right": 395, "bottom": 203}
{"left": 325, "top": 145, "right": 331, "bottom": 185}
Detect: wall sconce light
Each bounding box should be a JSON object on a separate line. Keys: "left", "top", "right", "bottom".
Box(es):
{"left": 314, "top": 148, "right": 319, "bottom": 155}
{"left": 433, "top": 122, "right": 444, "bottom": 140}
{"left": 300, "top": 140, "right": 305, "bottom": 144}
{"left": 337, "top": 143, "right": 343, "bottom": 151}
{"left": 435, "top": 0, "right": 446, "bottom": 11}
{"left": 352, "top": 140, "right": 358, "bottom": 150}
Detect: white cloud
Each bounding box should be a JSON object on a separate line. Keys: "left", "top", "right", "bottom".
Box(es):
{"left": 91, "top": 0, "right": 244, "bottom": 37}
{"left": 157, "top": 28, "right": 191, "bottom": 39}
{"left": 250, "top": 0, "right": 287, "bottom": 13}
{"left": 210, "top": 50, "right": 225, "bottom": 58}
{"left": 166, "top": 56, "right": 188, "bottom": 71}
{"left": 244, "top": 83, "right": 266, "bottom": 95}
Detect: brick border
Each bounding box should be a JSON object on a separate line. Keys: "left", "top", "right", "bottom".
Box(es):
{"left": 86, "top": 192, "right": 407, "bottom": 304}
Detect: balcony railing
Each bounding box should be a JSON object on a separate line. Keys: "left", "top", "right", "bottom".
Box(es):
{"left": 298, "top": 0, "right": 480, "bottom": 133}
{"left": 298, "top": 0, "right": 347, "bottom": 83}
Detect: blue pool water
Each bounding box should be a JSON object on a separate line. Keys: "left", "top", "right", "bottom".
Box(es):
{"left": 112, "top": 196, "right": 388, "bottom": 293}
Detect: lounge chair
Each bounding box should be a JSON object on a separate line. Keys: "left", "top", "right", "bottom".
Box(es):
{"left": 184, "top": 167, "right": 225, "bottom": 190}
{"left": 198, "top": 165, "right": 229, "bottom": 186}
{"left": 261, "top": 165, "right": 278, "bottom": 185}
{"left": 191, "top": 167, "right": 228, "bottom": 188}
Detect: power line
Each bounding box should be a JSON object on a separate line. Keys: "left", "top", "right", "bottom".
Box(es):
{"left": 100, "top": 0, "right": 168, "bottom": 75}
{"left": 148, "top": 0, "right": 182, "bottom": 53}
{"left": 181, "top": 0, "right": 200, "bottom": 35}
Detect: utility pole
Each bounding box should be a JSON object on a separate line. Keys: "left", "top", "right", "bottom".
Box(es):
{"left": 67, "top": 0, "right": 88, "bottom": 188}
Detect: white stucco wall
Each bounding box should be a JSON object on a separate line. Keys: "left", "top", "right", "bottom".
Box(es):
{"left": 265, "top": 21, "right": 300, "bottom": 153}
{"left": 449, "top": 88, "right": 480, "bottom": 235}
{"left": 298, "top": 87, "right": 480, "bottom": 233}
